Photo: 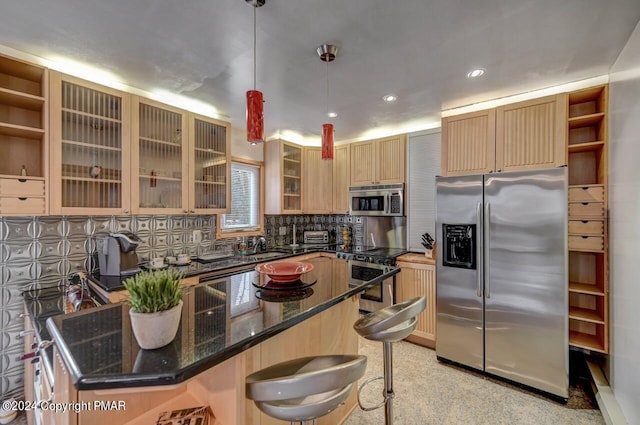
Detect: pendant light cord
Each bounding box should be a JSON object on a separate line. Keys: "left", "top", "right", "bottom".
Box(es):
{"left": 326, "top": 60, "right": 329, "bottom": 117}
{"left": 253, "top": 6, "right": 257, "bottom": 91}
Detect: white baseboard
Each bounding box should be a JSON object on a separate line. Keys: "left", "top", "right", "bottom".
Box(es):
{"left": 586, "top": 359, "right": 628, "bottom": 425}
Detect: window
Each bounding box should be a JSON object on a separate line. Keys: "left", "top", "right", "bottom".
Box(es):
{"left": 218, "top": 160, "right": 263, "bottom": 236}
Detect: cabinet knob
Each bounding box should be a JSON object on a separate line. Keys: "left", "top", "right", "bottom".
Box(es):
{"left": 123, "top": 209, "right": 129, "bottom": 214}
{"left": 190, "top": 209, "right": 195, "bottom": 213}
{"left": 183, "top": 209, "right": 188, "bottom": 213}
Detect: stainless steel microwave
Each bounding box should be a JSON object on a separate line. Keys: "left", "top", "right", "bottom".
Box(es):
{"left": 349, "top": 184, "right": 404, "bottom": 216}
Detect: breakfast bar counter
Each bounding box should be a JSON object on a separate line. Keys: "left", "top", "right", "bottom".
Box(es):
{"left": 25, "top": 254, "right": 399, "bottom": 425}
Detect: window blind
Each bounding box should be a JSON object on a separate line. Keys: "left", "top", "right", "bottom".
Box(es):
{"left": 220, "top": 162, "right": 260, "bottom": 230}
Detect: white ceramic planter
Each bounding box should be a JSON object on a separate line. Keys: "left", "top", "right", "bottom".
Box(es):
{"left": 129, "top": 300, "right": 183, "bottom": 350}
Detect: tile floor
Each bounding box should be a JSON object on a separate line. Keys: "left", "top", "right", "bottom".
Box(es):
{"left": 345, "top": 338, "right": 604, "bottom": 425}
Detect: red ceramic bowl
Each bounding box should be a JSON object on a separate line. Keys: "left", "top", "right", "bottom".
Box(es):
{"left": 255, "top": 261, "right": 314, "bottom": 283}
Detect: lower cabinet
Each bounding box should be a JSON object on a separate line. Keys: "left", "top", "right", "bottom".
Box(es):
{"left": 396, "top": 255, "right": 436, "bottom": 348}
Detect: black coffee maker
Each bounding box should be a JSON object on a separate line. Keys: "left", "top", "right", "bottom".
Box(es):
{"left": 97, "top": 232, "right": 142, "bottom": 276}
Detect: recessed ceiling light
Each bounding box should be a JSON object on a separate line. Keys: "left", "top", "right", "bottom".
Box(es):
{"left": 467, "top": 68, "right": 486, "bottom": 78}
{"left": 383, "top": 94, "right": 397, "bottom": 103}
{"left": 328, "top": 111, "right": 338, "bottom": 118}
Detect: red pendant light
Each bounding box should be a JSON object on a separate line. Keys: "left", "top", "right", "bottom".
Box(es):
{"left": 246, "top": 89, "right": 263, "bottom": 144}
{"left": 317, "top": 44, "right": 338, "bottom": 160}
{"left": 246, "top": 0, "right": 266, "bottom": 144}
{"left": 322, "top": 123, "right": 334, "bottom": 159}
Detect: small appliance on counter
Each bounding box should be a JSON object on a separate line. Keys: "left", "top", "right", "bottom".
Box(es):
{"left": 303, "top": 230, "right": 329, "bottom": 245}
{"left": 96, "top": 231, "right": 142, "bottom": 276}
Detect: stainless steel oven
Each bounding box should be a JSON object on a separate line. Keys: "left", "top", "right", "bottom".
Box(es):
{"left": 348, "top": 260, "right": 395, "bottom": 312}
{"left": 349, "top": 184, "right": 404, "bottom": 216}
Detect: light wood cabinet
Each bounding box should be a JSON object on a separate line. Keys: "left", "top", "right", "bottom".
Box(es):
{"left": 495, "top": 94, "right": 567, "bottom": 172}
{"left": 49, "top": 71, "right": 132, "bottom": 215}
{"left": 441, "top": 109, "right": 495, "bottom": 176}
{"left": 350, "top": 135, "right": 406, "bottom": 185}
{"left": 566, "top": 85, "right": 609, "bottom": 354}
{"left": 332, "top": 144, "right": 350, "bottom": 214}
{"left": 396, "top": 255, "right": 436, "bottom": 348}
{"left": 188, "top": 113, "right": 231, "bottom": 213}
{"left": 265, "top": 139, "right": 303, "bottom": 214}
{"left": 0, "top": 54, "right": 48, "bottom": 215}
{"left": 302, "top": 147, "right": 333, "bottom": 214}
{"left": 131, "top": 96, "right": 189, "bottom": 214}
{"left": 131, "top": 98, "right": 231, "bottom": 215}
{"left": 441, "top": 94, "right": 567, "bottom": 176}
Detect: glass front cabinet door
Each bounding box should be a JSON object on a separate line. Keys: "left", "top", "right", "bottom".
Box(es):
{"left": 189, "top": 113, "right": 230, "bottom": 213}
{"left": 49, "top": 72, "right": 131, "bottom": 215}
{"left": 131, "top": 96, "right": 189, "bottom": 214}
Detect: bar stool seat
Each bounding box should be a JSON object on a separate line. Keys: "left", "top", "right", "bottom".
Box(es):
{"left": 354, "top": 296, "right": 427, "bottom": 342}
{"left": 353, "top": 296, "right": 427, "bottom": 425}
{"left": 246, "top": 354, "right": 367, "bottom": 424}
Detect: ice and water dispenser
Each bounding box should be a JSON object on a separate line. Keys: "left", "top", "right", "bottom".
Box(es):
{"left": 442, "top": 224, "right": 476, "bottom": 269}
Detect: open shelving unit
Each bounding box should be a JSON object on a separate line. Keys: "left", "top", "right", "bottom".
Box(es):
{"left": 0, "top": 54, "right": 48, "bottom": 215}
{"left": 566, "top": 85, "right": 608, "bottom": 354}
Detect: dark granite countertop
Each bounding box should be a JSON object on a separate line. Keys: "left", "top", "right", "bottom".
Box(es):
{"left": 42, "top": 256, "right": 399, "bottom": 390}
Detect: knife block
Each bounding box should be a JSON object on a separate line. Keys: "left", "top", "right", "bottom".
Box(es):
{"left": 424, "top": 242, "right": 435, "bottom": 259}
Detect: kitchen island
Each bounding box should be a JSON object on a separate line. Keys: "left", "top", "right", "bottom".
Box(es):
{"left": 23, "top": 254, "right": 399, "bottom": 425}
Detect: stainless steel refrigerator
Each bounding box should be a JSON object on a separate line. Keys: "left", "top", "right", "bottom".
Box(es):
{"left": 435, "top": 167, "right": 568, "bottom": 399}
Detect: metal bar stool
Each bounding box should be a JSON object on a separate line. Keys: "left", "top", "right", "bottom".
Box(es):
{"left": 246, "top": 354, "right": 367, "bottom": 425}
{"left": 353, "top": 296, "right": 427, "bottom": 425}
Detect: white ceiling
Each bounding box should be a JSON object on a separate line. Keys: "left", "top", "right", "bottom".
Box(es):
{"left": 1, "top": 0, "right": 640, "bottom": 143}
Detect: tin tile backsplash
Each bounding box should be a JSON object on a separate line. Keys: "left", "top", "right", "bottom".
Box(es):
{"left": 0, "top": 213, "right": 357, "bottom": 399}
{"left": 0, "top": 214, "right": 217, "bottom": 399}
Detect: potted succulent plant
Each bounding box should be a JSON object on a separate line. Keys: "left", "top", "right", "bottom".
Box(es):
{"left": 123, "top": 269, "right": 184, "bottom": 350}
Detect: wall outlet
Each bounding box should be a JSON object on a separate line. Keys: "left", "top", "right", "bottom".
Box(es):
{"left": 279, "top": 226, "right": 287, "bottom": 236}
{"left": 192, "top": 230, "right": 203, "bottom": 243}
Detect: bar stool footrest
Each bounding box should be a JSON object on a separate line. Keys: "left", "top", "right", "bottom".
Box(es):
{"left": 357, "top": 375, "right": 393, "bottom": 411}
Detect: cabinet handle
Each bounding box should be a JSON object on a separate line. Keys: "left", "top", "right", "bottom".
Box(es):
{"left": 18, "top": 197, "right": 27, "bottom": 201}
{"left": 581, "top": 236, "right": 589, "bottom": 239}
{"left": 18, "top": 178, "right": 27, "bottom": 183}
{"left": 582, "top": 202, "right": 589, "bottom": 206}
{"left": 582, "top": 187, "right": 589, "bottom": 190}
{"left": 582, "top": 220, "right": 588, "bottom": 223}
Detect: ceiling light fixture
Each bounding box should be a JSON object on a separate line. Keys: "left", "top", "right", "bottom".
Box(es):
{"left": 466, "top": 68, "right": 486, "bottom": 78}
{"left": 383, "top": 94, "right": 397, "bottom": 103}
{"left": 328, "top": 112, "right": 338, "bottom": 118}
{"left": 317, "top": 43, "right": 338, "bottom": 160}
{"left": 246, "top": 0, "right": 266, "bottom": 145}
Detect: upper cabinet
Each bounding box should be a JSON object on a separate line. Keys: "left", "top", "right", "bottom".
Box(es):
{"left": 441, "top": 109, "right": 496, "bottom": 176}
{"left": 441, "top": 94, "right": 567, "bottom": 176}
{"left": 350, "top": 135, "right": 406, "bottom": 186}
{"left": 131, "top": 96, "right": 189, "bottom": 214}
{"left": 265, "top": 140, "right": 303, "bottom": 214}
{"left": 495, "top": 94, "right": 567, "bottom": 172}
{"left": 49, "top": 72, "right": 230, "bottom": 216}
{"left": 0, "top": 55, "right": 48, "bottom": 215}
{"left": 49, "top": 71, "right": 131, "bottom": 215}
{"left": 302, "top": 147, "right": 333, "bottom": 214}
{"left": 189, "top": 113, "right": 230, "bottom": 213}
{"left": 332, "top": 144, "right": 350, "bottom": 214}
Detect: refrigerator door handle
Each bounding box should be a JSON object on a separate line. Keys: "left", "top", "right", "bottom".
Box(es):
{"left": 484, "top": 202, "right": 491, "bottom": 299}
{"left": 476, "top": 202, "right": 483, "bottom": 298}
